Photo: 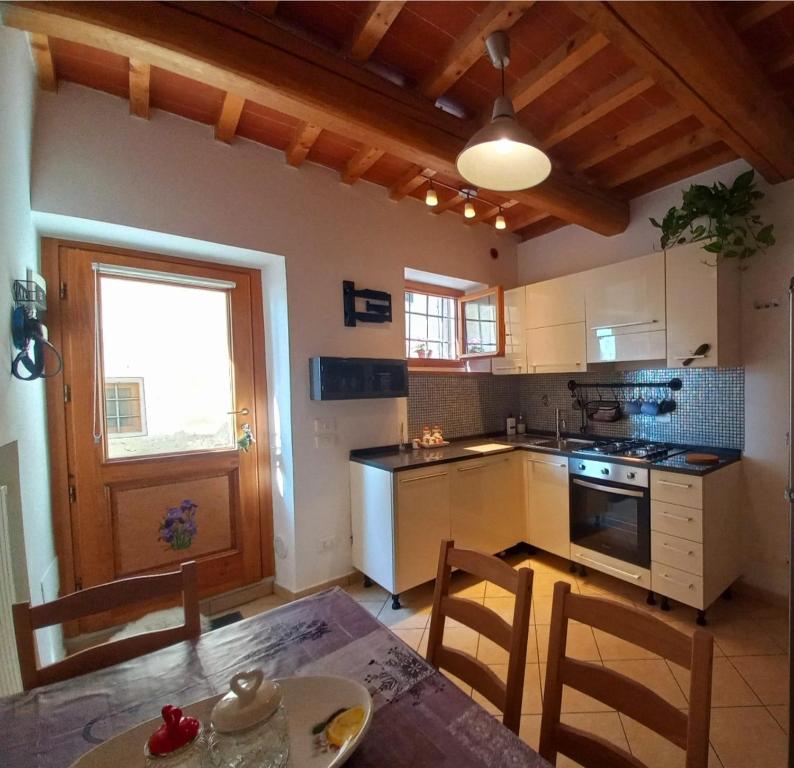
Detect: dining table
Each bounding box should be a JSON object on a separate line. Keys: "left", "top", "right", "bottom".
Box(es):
{"left": 0, "top": 587, "right": 550, "bottom": 767}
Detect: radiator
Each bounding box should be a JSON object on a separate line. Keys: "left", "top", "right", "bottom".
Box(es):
{"left": 0, "top": 486, "right": 22, "bottom": 695}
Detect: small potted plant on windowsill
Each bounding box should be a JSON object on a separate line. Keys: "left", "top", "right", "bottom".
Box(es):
{"left": 415, "top": 343, "right": 432, "bottom": 359}
{"left": 650, "top": 169, "right": 775, "bottom": 269}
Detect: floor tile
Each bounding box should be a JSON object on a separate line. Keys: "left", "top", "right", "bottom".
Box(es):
{"left": 620, "top": 714, "right": 723, "bottom": 768}
{"left": 343, "top": 579, "right": 389, "bottom": 603}
{"left": 358, "top": 600, "right": 387, "bottom": 617}
{"left": 730, "top": 655, "right": 789, "bottom": 706}
{"left": 477, "top": 626, "right": 538, "bottom": 665}
{"left": 530, "top": 570, "right": 579, "bottom": 596}
{"left": 237, "top": 595, "right": 287, "bottom": 619}
{"left": 532, "top": 594, "right": 555, "bottom": 625}
{"left": 536, "top": 623, "right": 600, "bottom": 663}
{"left": 709, "top": 706, "right": 788, "bottom": 768}
{"left": 603, "top": 659, "right": 688, "bottom": 708}
{"left": 668, "top": 658, "right": 760, "bottom": 708}
{"left": 593, "top": 628, "right": 660, "bottom": 661}
{"left": 377, "top": 602, "right": 430, "bottom": 630}
{"left": 450, "top": 572, "right": 487, "bottom": 599}
{"left": 390, "top": 628, "right": 424, "bottom": 651}
{"left": 418, "top": 625, "right": 479, "bottom": 657}
{"left": 709, "top": 619, "right": 786, "bottom": 656}
{"left": 519, "top": 713, "right": 542, "bottom": 751}
{"left": 483, "top": 596, "right": 516, "bottom": 622}
{"left": 484, "top": 580, "right": 515, "bottom": 598}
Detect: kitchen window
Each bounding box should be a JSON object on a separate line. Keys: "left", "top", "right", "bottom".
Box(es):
{"left": 405, "top": 283, "right": 461, "bottom": 364}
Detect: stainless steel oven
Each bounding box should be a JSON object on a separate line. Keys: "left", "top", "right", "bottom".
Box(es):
{"left": 569, "top": 458, "right": 650, "bottom": 568}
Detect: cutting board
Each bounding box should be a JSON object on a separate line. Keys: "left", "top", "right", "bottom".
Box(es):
{"left": 686, "top": 453, "right": 720, "bottom": 465}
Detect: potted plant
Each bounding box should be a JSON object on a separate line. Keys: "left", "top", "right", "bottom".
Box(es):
{"left": 650, "top": 169, "right": 775, "bottom": 268}
{"left": 415, "top": 343, "right": 432, "bottom": 359}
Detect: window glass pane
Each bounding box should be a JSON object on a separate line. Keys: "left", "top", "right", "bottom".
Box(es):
{"left": 408, "top": 291, "right": 426, "bottom": 314}
{"left": 427, "top": 316, "right": 442, "bottom": 342}
{"left": 100, "top": 276, "right": 235, "bottom": 459}
{"left": 427, "top": 295, "right": 444, "bottom": 316}
{"left": 409, "top": 313, "right": 427, "bottom": 340}
{"left": 464, "top": 301, "right": 480, "bottom": 320}
{"left": 481, "top": 321, "right": 496, "bottom": 345}
{"left": 405, "top": 290, "right": 458, "bottom": 360}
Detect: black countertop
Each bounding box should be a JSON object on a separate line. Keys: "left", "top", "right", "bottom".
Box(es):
{"left": 349, "top": 434, "right": 742, "bottom": 476}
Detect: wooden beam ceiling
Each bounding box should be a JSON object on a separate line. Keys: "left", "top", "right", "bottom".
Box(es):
{"left": 421, "top": 1, "right": 534, "bottom": 100}
{"left": 389, "top": 165, "right": 434, "bottom": 200}
{"left": 285, "top": 121, "right": 322, "bottom": 167}
{"left": 28, "top": 32, "right": 56, "bottom": 91}
{"left": 507, "top": 208, "right": 546, "bottom": 232}
{"left": 348, "top": 1, "right": 405, "bottom": 62}
{"left": 509, "top": 28, "right": 609, "bottom": 114}
{"left": 341, "top": 144, "right": 385, "bottom": 184}
{"left": 0, "top": 1, "right": 629, "bottom": 235}
{"left": 215, "top": 91, "right": 245, "bottom": 143}
{"left": 570, "top": 1, "right": 794, "bottom": 183}
{"left": 128, "top": 58, "right": 150, "bottom": 118}
{"left": 735, "top": 1, "right": 792, "bottom": 32}
{"left": 466, "top": 199, "right": 517, "bottom": 225}
{"left": 431, "top": 192, "right": 464, "bottom": 214}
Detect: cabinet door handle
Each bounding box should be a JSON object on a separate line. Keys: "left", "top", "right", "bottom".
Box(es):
{"left": 657, "top": 479, "right": 693, "bottom": 489}
{"left": 575, "top": 553, "right": 642, "bottom": 580}
{"left": 673, "top": 355, "right": 708, "bottom": 360}
{"left": 660, "top": 572, "right": 696, "bottom": 590}
{"left": 400, "top": 471, "right": 448, "bottom": 484}
{"left": 662, "top": 541, "right": 695, "bottom": 556}
{"left": 590, "top": 319, "right": 657, "bottom": 331}
{"left": 659, "top": 510, "right": 694, "bottom": 522}
{"left": 457, "top": 464, "right": 484, "bottom": 472}
{"left": 527, "top": 459, "right": 566, "bottom": 468}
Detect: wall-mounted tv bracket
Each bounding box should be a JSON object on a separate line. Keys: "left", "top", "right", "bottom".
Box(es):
{"left": 343, "top": 280, "right": 392, "bottom": 327}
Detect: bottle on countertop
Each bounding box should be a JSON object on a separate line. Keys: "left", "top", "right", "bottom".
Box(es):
{"left": 517, "top": 413, "right": 526, "bottom": 434}
{"left": 506, "top": 414, "right": 517, "bottom": 436}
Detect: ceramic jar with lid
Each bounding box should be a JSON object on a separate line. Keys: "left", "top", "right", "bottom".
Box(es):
{"left": 208, "top": 669, "right": 289, "bottom": 768}
{"left": 145, "top": 705, "right": 210, "bottom": 768}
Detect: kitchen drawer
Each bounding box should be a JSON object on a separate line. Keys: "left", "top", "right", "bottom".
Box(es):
{"left": 650, "top": 470, "right": 703, "bottom": 509}
{"left": 651, "top": 501, "right": 703, "bottom": 542}
{"left": 652, "top": 531, "right": 703, "bottom": 576}
{"left": 651, "top": 562, "right": 703, "bottom": 609}
{"left": 571, "top": 545, "right": 651, "bottom": 589}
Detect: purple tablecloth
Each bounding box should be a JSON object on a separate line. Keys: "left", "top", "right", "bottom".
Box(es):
{"left": 0, "top": 587, "right": 548, "bottom": 767}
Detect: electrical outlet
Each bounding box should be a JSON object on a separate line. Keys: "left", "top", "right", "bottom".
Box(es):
{"left": 314, "top": 418, "right": 337, "bottom": 434}
{"left": 314, "top": 434, "right": 337, "bottom": 448}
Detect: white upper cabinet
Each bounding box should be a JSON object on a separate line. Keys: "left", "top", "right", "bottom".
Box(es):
{"left": 585, "top": 251, "right": 667, "bottom": 363}
{"left": 665, "top": 242, "right": 740, "bottom": 368}
{"left": 492, "top": 286, "right": 527, "bottom": 375}
{"left": 526, "top": 273, "right": 585, "bottom": 329}
{"left": 526, "top": 323, "right": 587, "bottom": 374}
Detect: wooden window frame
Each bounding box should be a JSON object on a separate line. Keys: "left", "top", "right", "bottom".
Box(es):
{"left": 459, "top": 286, "right": 506, "bottom": 361}
{"left": 405, "top": 281, "right": 465, "bottom": 369}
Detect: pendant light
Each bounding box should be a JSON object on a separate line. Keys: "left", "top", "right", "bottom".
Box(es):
{"left": 425, "top": 180, "right": 438, "bottom": 207}
{"left": 462, "top": 187, "right": 477, "bottom": 218}
{"left": 494, "top": 207, "right": 506, "bottom": 230}
{"left": 456, "top": 31, "right": 551, "bottom": 192}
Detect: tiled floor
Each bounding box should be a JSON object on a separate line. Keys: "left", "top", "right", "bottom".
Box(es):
{"left": 222, "top": 551, "right": 790, "bottom": 768}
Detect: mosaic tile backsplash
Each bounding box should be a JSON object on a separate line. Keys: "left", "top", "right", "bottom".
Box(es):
{"left": 408, "top": 367, "right": 744, "bottom": 449}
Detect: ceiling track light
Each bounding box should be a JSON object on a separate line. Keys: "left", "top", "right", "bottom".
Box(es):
{"left": 425, "top": 179, "right": 438, "bottom": 207}
{"left": 494, "top": 207, "right": 506, "bottom": 230}
{"left": 456, "top": 30, "right": 551, "bottom": 192}
{"left": 462, "top": 186, "right": 477, "bottom": 219}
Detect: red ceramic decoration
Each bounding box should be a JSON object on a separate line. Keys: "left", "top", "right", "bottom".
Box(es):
{"left": 147, "top": 705, "right": 201, "bottom": 756}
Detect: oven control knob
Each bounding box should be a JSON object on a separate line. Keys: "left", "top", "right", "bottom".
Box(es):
{"left": 601, "top": 468, "right": 609, "bottom": 475}
{"left": 627, "top": 472, "right": 636, "bottom": 480}
{"left": 578, "top": 463, "right": 586, "bottom": 470}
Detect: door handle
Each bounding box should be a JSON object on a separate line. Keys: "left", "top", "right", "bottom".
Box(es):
{"left": 458, "top": 464, "right": 485, "bottom": 472}
{"left": 575, "top": 553, "right": 642, "bottom": 580}
{"left": 227, "top": 407, "right": 250, "bottom": 416}
{"left": 527, "top": 459, "right": 566, "bottom": 468}
{"left": 659, "top": 510, "right": 694, "bottom": 522}
{"left": 400, "top": 471, "right": 448, "bottom": 483}
{"left": 572, "top": 478, "right": 645, "bottom": 498}
{"left": 662, "top": 541, "right": 695, "bottom": 556}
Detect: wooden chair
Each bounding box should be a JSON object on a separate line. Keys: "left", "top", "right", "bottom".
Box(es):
{"left": 426, "top": 539, "right": 533, "bottom": 734}
{"left": 13, "top": 560, "right": 200, "bottom": 690}
{"left": 539, "top": 581, "right": 714, "bottom": 768}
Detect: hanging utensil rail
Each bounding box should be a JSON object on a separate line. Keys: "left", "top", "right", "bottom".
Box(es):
{"left": 567, "top": 377, "right": 683, "bottom": 393}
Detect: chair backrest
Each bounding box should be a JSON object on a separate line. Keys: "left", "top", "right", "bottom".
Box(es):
{"left": 13, "top": 560, "right": 200, "bottom": 690}
{"left": 540, "top": 581, "right": 713, "bottom": 768}
{"left": 425, "top": 539, "right": 533, "bottom": 734}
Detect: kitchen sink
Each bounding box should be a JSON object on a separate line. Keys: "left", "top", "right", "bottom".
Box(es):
{"left": 537, "top": 438, "right": 595, "bottom": 452}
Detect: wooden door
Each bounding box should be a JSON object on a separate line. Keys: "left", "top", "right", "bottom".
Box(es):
{"left": 44, "top": 241, "right": 272, "bottom": 630}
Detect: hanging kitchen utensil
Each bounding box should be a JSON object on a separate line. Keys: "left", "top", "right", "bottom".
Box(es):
{"left": 586, "top": 399, "right": 623, "bottom": 422}
{"left": 682, "top": 343, "right": 711, "bottom": 367}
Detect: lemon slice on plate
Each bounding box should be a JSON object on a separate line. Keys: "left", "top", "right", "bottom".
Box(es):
{"left": 325, "top": 706, "right": 366, "bottom": 748}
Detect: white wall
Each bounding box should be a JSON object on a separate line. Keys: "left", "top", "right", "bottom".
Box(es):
{"left": 0, "top": 27, "right": 61, "bottom": 663}
{"left": 29, "top": 78, "right": 518, "bottom": 594}
{"left": 519, "top": 159, "right": 794, "bottom": 597}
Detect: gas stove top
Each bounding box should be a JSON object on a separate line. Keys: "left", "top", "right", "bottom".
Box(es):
{"left": 576, "top": 439, "right": 686, "bottom": 463}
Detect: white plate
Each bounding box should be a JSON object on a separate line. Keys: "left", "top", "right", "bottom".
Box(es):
{"left": 69, "top": 675, "right": 373, "bottom": 768}
{"left": 463, "top": 443, "right": 512, "bottom": 454}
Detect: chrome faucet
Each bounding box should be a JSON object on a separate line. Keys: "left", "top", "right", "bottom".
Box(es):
{"left": 555, "top": 408, "right": 566, "bottom": 441}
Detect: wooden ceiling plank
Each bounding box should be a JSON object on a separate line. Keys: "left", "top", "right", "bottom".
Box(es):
{"left": 1, "top": 2, "right": 628, "bottom": 234}
{"left": 431, "top": 192, "right": 464, "bottom": 214}
{"left": 257, "top": 2, "right": 279, "bottom": 17}
{"left": 569, "top": 1, "right": 794, "bottom": 182}
{"left": 573, "top": 104, "right": 689, "bottom": 172}
{"left": 421, "top": 1, "right": 535, "bottom": 100}
{"left": 507, "top": 208, "right": 547, "bottom": 232}
{"left": 215, "top": 91, "right": 245, "bottom": 143}
{"left": 735, "top": 1, "right": 791, "bottom": 32}
{"left": 341, "top": 144, "right": 385, "bottom": 184}
{"left": 349, "top": 1, "right": 405, "bottom": 62}
{"left": 600, "top": 127, "right": 719, "bottom": 188}
{"left": 128, "top": 57, "right": 150, "bottom": 119}
{"left": 768, "top": 46, "right": 794, "bottom": 74}
{"left": 285, "top": 120, "right": 322, "bottom": 166}
{"left": 465, "top": 199, "right": 518, "bottom": 225}
{"left": 510, "top": 28, "right": 609, "bottom": 114}
{"left": 28, "top": 32, "right": 57, "bottom": 91}
{"left": 542, "top": 69, "right": 655, "bottom": 150}
{"left": 389, "top": 165, "right": 435, "bottom": 200}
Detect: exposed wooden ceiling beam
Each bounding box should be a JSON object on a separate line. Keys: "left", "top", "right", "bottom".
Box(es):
{"left": 510, "top": 28, "right": 609, "bottom": 114}
{"left": 348, "top": 1, "right": 405, "bottom": 62}
{"left": 421, "top": 1, "right": 534, "bottom": 100}
{"left": 431, "top": 192, "right": 464, "bottom": 214}
{"left": 466, "top": 199, "right": 518, "bottom": 225}
{"left": 507, "top": 208, "right": 547, "bottom": 232}
{"left": 735, "top": 1, "right": 791, "bottom": 32}
{"left": 389, "top": 165, "right": 435, "bottom": 200}
{"left": 768, "top": 46, "right": 794, "bottom": 74}
{"left": 254, "top": 1, "right": 278, "bottom": 17}
{"left": 542, "top": 69, "right": 655, "bottom": 150}
{"left": 215, "top": 91, "right": 245, "bottom": 143}
{"left": 128, "top": 58, "right": 150, "bottom": 118}
{"left": 573, "top": 103, "right": 689, "bottom": 172}
{"left": 599, "top": 127, "right": 719, "bottom": 188}
{"left": 28, "top": 32, "right": 56, "bottom": 90}
{"left": 285, "top": 120, "right": 322, "bottom": 167}
{"left": 1, "top": 1, "right": 629, "bottom": 235}
{"left": 569, "top": 1, "right": 794, "bottom": 182}
{"left": 341, "top": 144, "right": 385, "bottom": 184}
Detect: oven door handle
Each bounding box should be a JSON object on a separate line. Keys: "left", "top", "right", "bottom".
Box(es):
{"left": 572, "top": 478, "right": 645, "bottom": 498}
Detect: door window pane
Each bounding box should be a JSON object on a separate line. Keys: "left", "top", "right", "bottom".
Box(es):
{"left": 100, "top": 276, "right": 235, "bottom": 459}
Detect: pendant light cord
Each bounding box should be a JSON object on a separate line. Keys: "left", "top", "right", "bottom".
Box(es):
{"left": 91, "top": 266, "right": 103, "bottom": 445}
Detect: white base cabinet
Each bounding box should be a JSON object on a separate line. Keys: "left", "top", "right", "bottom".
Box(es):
{"left": 524, "top": 452, "right": 570, "bottom": 559}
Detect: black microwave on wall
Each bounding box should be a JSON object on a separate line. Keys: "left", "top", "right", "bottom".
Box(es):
{"left": 309, "top": 357, "right": 409, "bottom": 400}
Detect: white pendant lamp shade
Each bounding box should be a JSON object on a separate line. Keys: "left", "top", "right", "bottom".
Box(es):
{"left": 425, "top": 185, "right": 438, "bottom": 206}
{"left": 457, "top": 96, "right": 551, "bottom": 192}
